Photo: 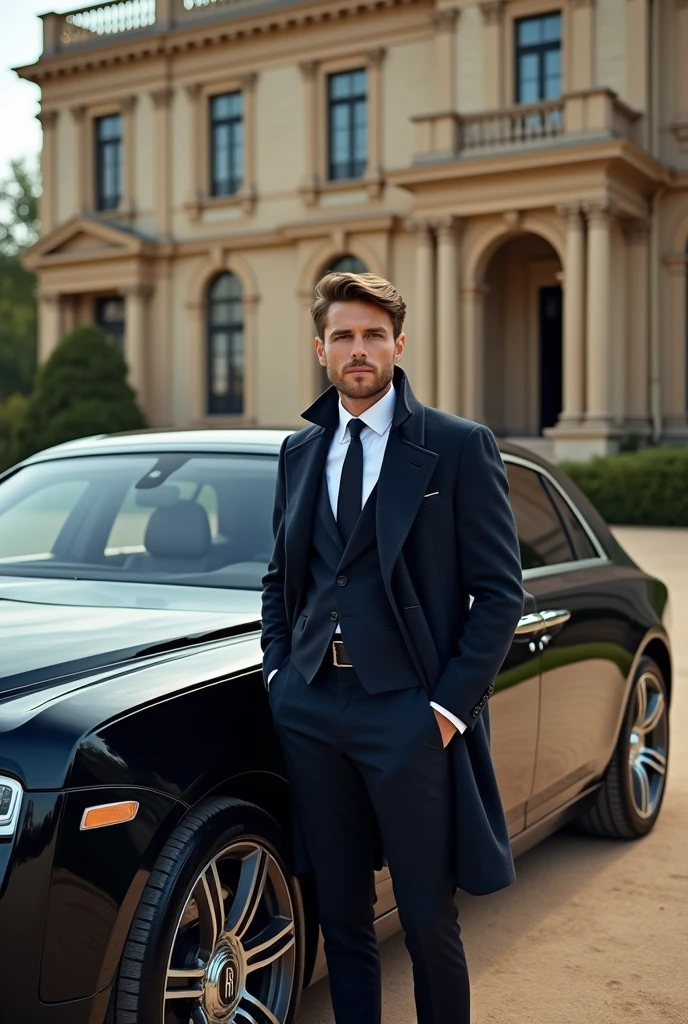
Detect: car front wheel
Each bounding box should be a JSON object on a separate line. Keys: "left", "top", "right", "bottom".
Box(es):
{"left": 108, "top": 797, "right": 304, "bottom": 1024}
{"left": 577, "top": 655, "right": 669, "bottom": 839}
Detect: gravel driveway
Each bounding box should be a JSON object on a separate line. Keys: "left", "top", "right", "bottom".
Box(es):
{"left": 298, "top": 527, "right": 688, "bottom": 1024}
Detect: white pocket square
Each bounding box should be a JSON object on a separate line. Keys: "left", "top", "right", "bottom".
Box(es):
{"left": 424, "top": 491, "right": 440, "bottom": 498}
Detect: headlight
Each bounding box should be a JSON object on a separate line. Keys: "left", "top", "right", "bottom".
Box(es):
{"left": 0, "top": 777, "right": 23, "bottom": 838}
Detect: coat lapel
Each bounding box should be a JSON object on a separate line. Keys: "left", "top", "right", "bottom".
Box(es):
{"left": 284, "top": 427, "right": 332, "bottom": 618}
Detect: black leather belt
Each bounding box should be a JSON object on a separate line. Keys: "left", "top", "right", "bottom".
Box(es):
{"left": 331, "top": 639, "right": 354, "bottom": 667}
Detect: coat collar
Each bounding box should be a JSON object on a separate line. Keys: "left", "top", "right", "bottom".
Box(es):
{"left": 300, "top": 365, "right": 424, "bottom": 447}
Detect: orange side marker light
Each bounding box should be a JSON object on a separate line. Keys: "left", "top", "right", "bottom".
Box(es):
{"left": 80, "top": 801, "right": 139, "bottom": 830}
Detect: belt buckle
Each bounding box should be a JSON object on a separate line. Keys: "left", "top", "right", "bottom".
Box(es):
{"left": 332, "top": 640, "right": 352, "bottom": 668}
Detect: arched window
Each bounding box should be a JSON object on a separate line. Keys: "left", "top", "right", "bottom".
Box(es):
{"left": 325, "top": 254, "right": 368, "bottom": 275}
{"left": 207, "top": 272, "right": 244, "bottom": 416}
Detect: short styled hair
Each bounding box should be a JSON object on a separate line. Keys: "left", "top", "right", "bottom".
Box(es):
{"left": 311, "top": 272, "right": 407, "bottom": 340}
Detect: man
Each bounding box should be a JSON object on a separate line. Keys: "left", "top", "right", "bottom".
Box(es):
{"left": 261, "top": 272, "right": 524, "bottom": 1024}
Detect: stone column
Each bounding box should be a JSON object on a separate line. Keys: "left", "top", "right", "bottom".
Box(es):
{"left": 412, "top": 220, "right": 436, "bottom": 406}
{"left": 185, "top": 84, "right": 202, "bottom": 219}
{"left": 124, "top": 284, "right": 152, "bottom": 410}
{"left": 436, "top": 216, "right": 461, "bottom": 414}
{"left": 432, "top": 8, "right": 460, "bottom": 109}
{"left": 623, "top": 217, "right": 651, "bottom": 429}
{"left": 121, "top": 95, "right": 137, "bottom": 215}
{"left": 462, "top": 283, "right": 488, "bottom": 421}
{"left": 364, "top": 49, "right": 386, "bottom": 198}
{"left": 36, "top": 110, "right": 58, "bottom": 233}
{"left": 556, "top": 202, "right": 585, "bottom": 423}
{"left": 570, "top": 0, "right": 596, "bottom": 92}
{"left": 38, "top": 292, "right": 62, "bottom": 363}
{"left": 238, "top": 73, "right": 258, "bottom": 213}
{"left": 663, "top": 256, "right": 688, "bottom": 434}
{"left": 479, "top": 1, "right": 505, "bottom": 109}
{"left": 70, "top": 105, "right": 87, "bottom": 213}
{"left": 626, "top": 0, "right": 650, "bottom": 147}
{"left": 151, "top": 87, "right": 173, "bottom": 239}
{"left": 584, "top": 200, "right": 616, "bottom": 424}
{"left": 299, "top": 61, "right": 319, "bottom": 206}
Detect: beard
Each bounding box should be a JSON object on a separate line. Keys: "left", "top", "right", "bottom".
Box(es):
{"left": 326, "top": 360, "right": 394, "bottom": 400}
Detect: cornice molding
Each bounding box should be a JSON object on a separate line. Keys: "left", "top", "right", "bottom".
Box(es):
{"left": 20, "top": 0, "right": 427, "bottom": 84}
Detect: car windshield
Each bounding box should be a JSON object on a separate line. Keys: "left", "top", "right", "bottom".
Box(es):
{"left": 0, "top": 452, "right": 278, "bottom": 590}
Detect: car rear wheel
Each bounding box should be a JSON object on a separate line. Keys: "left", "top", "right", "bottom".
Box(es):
{"left": 577, "top": 656, "right": 669, "bottom": 839}
{"left": 108, "top": 797, "right": 305, "bottom": 1024}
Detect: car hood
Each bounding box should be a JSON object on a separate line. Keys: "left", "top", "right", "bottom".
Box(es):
{"left": 0, "top": 576, "right": 262, "bottom": 696}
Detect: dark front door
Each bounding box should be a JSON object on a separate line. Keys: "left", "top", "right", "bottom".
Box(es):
{"left": 539, "top": 285, "right": 563, "bottom": 431}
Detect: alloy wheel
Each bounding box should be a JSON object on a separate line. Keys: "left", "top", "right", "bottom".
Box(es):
{"left": 163, "top": 839, "right": 296, "bottom": 1024}
{"left": 628, "top": 670, "right": 668, "bottom": 820}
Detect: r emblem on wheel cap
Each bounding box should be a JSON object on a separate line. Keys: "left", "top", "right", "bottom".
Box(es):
{"left": 219, "top": 954, "right": 239, "bottom": 1007}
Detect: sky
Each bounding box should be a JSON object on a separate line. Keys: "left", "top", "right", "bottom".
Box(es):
{"left": 0, "top": 0, "right": 79, "bottom": 183}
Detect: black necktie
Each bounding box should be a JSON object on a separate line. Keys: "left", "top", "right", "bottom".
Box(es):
{"left": 337, "top": 418, "right": 364, "bottom": 547}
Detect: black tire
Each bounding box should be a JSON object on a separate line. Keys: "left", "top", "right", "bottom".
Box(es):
{"left": 577, "top": 656, "right": 669, "bottom": 839}
{"left": 108, "top": 797, "right": 305, "bottom": 1024}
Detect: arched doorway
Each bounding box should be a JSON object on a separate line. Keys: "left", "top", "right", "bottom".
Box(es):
{"left": 482, "top": 233, "right": 563, "bottom": 438}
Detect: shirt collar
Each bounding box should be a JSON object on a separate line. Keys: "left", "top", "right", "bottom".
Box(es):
{"left": 336, "top": 383, "right": 396, "bottom": 444}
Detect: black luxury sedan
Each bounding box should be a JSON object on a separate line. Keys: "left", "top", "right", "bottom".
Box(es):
{"left": 0, "top": 429, "right": 672, "bottom": 1024}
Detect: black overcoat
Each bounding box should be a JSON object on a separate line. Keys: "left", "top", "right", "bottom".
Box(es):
{"left": 261, "top": 366, "right": 525, "bottom": 895}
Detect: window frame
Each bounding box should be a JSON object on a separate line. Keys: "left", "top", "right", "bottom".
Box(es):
{"left": 94, "top": 113, "right": 123, "bottom": 212}
{"left": 514, "top": 10, "right": 563, "bottom": 105}
{"left": 502, "top": 454, "right": 608, "bottom": 580}
{"left": 95, "top": 295, "right": 126, "bottom": 353}
{"left": 206, "top": 272, "right": 245, "bottom": 418}
{"left": 327, "top": 67, "right": 368, "bottom": 182}
{"left": 209, "top": 90, "right": 244, "bottom": 198}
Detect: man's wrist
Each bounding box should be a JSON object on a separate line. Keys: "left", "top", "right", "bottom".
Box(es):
{"left": 430, "top": 702, "right": 467, "bottom": 734}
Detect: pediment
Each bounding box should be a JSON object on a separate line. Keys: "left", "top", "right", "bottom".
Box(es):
{"left": 22, "top": 215, "right": 152, "bottom": 270}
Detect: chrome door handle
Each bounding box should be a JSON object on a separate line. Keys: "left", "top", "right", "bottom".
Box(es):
{"left": 536, "top": 606, "right": 569, "bottom": 630}
{"left": 514, "top": 612, "right": 545, "bottom": 639}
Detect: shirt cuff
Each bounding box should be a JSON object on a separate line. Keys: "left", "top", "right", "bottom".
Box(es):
{"left": 266, "top": 668, "right": 278, "bottom": 690}
{"left": 430, "top": 702, "right": 468, "bottom": 734}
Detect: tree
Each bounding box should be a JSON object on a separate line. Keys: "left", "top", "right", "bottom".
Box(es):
{"left": 0, "top": 159, "right": 40, "bottom": 400}
{"left": 10, "top": 323, "right": 146, "bottom": 463}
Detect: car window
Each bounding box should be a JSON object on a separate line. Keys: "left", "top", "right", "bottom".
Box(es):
{"left": 506, "top": 463, "right": 576, "bottom": 570}
{"left": 542, "top": 478, "right": 598, "bottom": 560}
{"left": 0, "top": 453, "right": 278, "bottom": 590}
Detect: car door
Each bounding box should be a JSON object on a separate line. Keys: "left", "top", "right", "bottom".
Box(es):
{"left": 505, "top": 458, "right": 631, "bottom": 826}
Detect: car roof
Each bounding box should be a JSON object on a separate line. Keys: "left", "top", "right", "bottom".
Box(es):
{"left": 11, "top": 427, "right": 555, "bottom": 473}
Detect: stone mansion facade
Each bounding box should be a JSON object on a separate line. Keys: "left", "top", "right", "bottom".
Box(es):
{"left": 15, "top": 0, "right": 688, "bottom": 461}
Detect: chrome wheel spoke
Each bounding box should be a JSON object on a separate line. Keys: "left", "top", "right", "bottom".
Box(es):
{"left": 635, "top": 675, "right": 648, "bottom": 730}
{"left": 638, "top": 689, "right": 665, "bottom": 734}
{"left": 244, "top": 916, "right": 295, "bottom": 973}
{"left": 165, "top": 965, "right": 205, "bottom": 1002}
{"left": 195, "top": 857, "right": 226, "bottom": 951}
{"left": 636, "top": 746, "right": 667, "bottom": 776}
{"left": 632, "top": 762, "right": 652, "bottom": 817}
{"left": 235, "top": 990, "right": 281, "bottom": 1024}
{"left": 226, "top": 848, "right": 269, "bottom": 941}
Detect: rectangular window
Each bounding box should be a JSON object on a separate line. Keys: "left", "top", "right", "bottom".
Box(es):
{"left": 210, "top": 92, "right": 244, "bottom": 197}
{"left": 328, "top": 69, "right": 368, "bottom": 181}
{"left": 515, "top": 12, "right": 562, "bottom": 104}
{"left": 95, "top": 114, "right": 123, "bottom": 211}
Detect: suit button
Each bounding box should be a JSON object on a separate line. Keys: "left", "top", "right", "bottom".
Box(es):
{"left": 330, "top": 611, "right": 339, "bottom": 621}
{"left": 472, "top": 707, "right": 480, "bottom": 718}
{"left": 337, "top": 575, "right": 348, "bottom": 587}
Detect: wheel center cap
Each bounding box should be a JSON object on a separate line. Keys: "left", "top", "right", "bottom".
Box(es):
{"left": 205, "top": 938, "right": 243, "bottom": 1021}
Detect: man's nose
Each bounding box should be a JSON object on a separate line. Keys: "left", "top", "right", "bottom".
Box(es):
{"left": 349, "top": 334, "right": 368, "bottom": 357}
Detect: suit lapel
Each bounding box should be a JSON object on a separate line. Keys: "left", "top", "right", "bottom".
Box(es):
{"left": 317, "top": 473, "right": 344, "bottom": 551}
{"left": 376, "top": 431, "right": 438, "bottom": 592}
{"left": 284, "top": 427, "right": 332, "bottom": 616}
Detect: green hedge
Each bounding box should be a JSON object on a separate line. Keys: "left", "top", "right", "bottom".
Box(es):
{"left": 559, "top": 446, "right": 688, "bottom": 526}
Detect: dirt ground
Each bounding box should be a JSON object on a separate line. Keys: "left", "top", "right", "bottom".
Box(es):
{"left": 298, "top": 527, "right": 688, "bottom": 1024}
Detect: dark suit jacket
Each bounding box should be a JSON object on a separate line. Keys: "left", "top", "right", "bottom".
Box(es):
{"left": 261, "top": 366, "right": 525, "bottom": 894}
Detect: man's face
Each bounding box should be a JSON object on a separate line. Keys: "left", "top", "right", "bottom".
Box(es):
{"left": 315, "top": 299, "right": 405, "bottom": 400}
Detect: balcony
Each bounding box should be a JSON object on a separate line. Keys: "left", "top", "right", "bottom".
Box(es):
{"left": 40, "top": 0, "right": 270, "bottom": 56}
{"left": 411, "top": 90, "right": 643, "bottom": 163}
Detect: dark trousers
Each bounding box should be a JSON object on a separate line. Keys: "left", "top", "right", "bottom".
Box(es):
{"left": 269, "top": 656, "right": 470, "bottom": 1024}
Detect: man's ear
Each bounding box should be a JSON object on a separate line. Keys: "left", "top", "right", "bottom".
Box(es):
{"left": 315, "top": 337, "right": 326, "bottom": 366}
{"left": 394, "top": 332, "right": 406, "bottom": 361}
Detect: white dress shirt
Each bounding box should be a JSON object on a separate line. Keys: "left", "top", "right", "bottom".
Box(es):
{"left": 268, "top": 384, "right": 466, "bottom": 736}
